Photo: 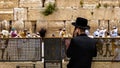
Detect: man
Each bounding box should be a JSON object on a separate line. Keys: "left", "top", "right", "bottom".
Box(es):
{"left": 59, "top": 28, "right": 66, "bottom": 37}
{"left": 110, "top": 26, "right": 118, "bottom": 37}
{"left": 1, "top": 28, "right": 9, "bottom": 38}
{"left": 93, "top": 28, "right": 100, "bottom": 37}
{"left": 66, "top": 17, "right": 97, "bottom": 68}
{"left": 99, "top": 27, "right": 107, "bottom": 37}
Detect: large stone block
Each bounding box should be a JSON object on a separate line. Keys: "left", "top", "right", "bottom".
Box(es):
{"left": 64, "top": 62, "right": 120, "bottom": 68}
{"left": 13, "top": 8, "right": 27, "bottom": 20}
{"left": 35, "top": 20, "right": 73, "bottom": 37}
{"left": 36, "top": 20, "right": 48, "bottom": 30}
{"left": 0, "top": 14, "right": 13, "bottom": 20}
{"left": 27, "top": 9, "right": 41, "bottom": 20}
{"left": 24, "top": 21, "right": 32, "bottom": 32}
{"left": 0, "top": 1, "right": 18, "bottom": 9}
{"left": 89, "top": 20, "right": 99, "bottom": 35}
{"left": 20, "top": 0, "right": 41, "bottom": 3}
{"left": 12, "top": 20, "right": 24, "bottom": 30}
{"left": 4, "top": 0, "right": 18, "bottom": 2}
{"left": 19, "top": 3, "right": 42, "bottom": 8}
{"left": 72, "top": 8, "right": 93, "bottom": 20}
{"left": 92, "top": 62, "right": 112, "bottom": 68}
{"left": 28, "top": 8, "right": 73, "bottom": 20}
{"left": 84, "top": 0, "right": 98, "bottom": 4}
{"left": 19, "top": 0, "right": 42, "bottom": 8}
{"left": 113, "top": 8, "right": 120, "bottom": 20}
{"left": 56, "top": 0, "right": 80, "bottom": 7}
{"left": 0, "top": 9, "right": 13, "bottom": 20}
{"left": 93, "top": 8, "right": 120, "bottom": 20}
{"left": 0, "top": 62, "right": 119, "bottom": 68}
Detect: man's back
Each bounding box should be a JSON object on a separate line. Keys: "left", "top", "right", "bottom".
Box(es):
{"left": 67, "top": 17, "right": 97, "bottom": 68}
{"left": 67, "top": 34, "right": 97, "bottom": 68}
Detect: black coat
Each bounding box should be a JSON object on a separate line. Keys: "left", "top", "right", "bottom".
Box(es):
{"left": 66, "top": 34, "right": 97, "bottom": 68}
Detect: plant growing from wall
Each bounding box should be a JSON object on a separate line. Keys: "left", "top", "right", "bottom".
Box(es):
{"left": 119, "top": 3, "right": 120, "bottom": 8}
{"left": 42, "top": 3, "right": 56, "bottom": 16}
{"left": 96, "top": 3, "right": 101, "bottom": 8}
{"left": 42, "top": 0, "right": 46, "bottom": 7}
{"left": 80, "top": 0, "right": 84, "bottom": 7}
{"left": 112, "top": 5, "right": 115, "bottom": 8}
{"left": 103, "top": 3, "right": 108, "bottom": 8}
{"left": 111, "top": 5, "right": 115, "bottom": 13}
{"left": 91, "top": 11, "right": 94, "bottom": 15}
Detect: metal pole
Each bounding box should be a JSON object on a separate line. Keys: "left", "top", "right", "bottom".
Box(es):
{"left": 98, "top": 20, "right": 100, "bottom": 27}
{"left": 108, "top": 20, "right": 110, "bottom": 33}
{"left": 1, "top": 22, "right": 2, "bottom": 31}
{"left": 33, "top": 64, "right": 36, "bottom": 68}
{"left": 42, "top": 40, "right": 44, "bottom": 62}
{"left": 16, "top": 66, "right": 20, "bottom": 68}
{"left": 63, "top": 20, "right": 66, "bottom": 29}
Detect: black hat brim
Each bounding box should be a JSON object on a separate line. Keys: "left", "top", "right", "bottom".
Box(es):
{"left": 72, "top": 22, "right": 90, "bottom": 29}
{"left": 79, "top": 25, "right": 90, "bottom": 29}
{"left": 72, "top": 22, "right": 76, "bottom": 26}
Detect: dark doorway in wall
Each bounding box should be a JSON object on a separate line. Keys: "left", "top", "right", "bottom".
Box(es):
{"left": 31, "top": 21, "right": 36, "bottom": 33}
{"left": 9, "top": 20, "right": 12, "bottom": 32}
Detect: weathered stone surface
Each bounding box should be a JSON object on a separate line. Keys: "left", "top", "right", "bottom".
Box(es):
{"left": 89, "top": 20, "right": 99, "bottom": 35}
{"left": 84, "top": 0, "right": 98, "bottom": 4}
{"left": 19, "top": 0, "right": 42, "bottom": 8}
{"left": 28, "top": 8, "right": 73, "bottom": 20}
{"left": 4, "top": 0, "right": 19, "bottom": 2}
{"left": 0, "top": 9, "right": 13, "bottom": 20}
{"left": 0, "top": 14, "right": 13, "bottom": 20}
{"left": 13, "top": 8, "right": 27, "bottom": 20}
{"left": 0, "top": 1, "right": 18, "bottom": 9}
{"left": 0, "top": 0, "right": 120, "bottom": 37}
{"left": 12, "top": 20, "right": 24, "bottom": 31}
{"left": 0, "top": 62, "right": 44, "bottom": 68}
{"left": 56, "top": 0, "right": 80, "bottom": 7}
{"left": 24, "top": 21, "right": 32, "bottom": 30}
{"left": 0, "top": 62, "right": 118, "bottom": 68}
{"left": 64, "top": 62, "right": 120, "bottom": 68}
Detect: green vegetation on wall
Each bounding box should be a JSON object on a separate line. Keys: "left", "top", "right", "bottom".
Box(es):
{"left": 96, "top": 3, "right": 101, "bottom": 8}
{"left": 42, "top": 3, "right": 56, "bottom": 16}
{"left": 103, "top": 3, "right": 108, "bottom": 8}
{"left": 80, "top": 0, "right": 84, "bottom": 7}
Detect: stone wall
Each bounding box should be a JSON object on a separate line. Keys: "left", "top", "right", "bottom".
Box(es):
{"left": 0, "top": 0, "right": 120, "bottom": 37}
{"left": 0, "top": 62, "right": 120, "bottom": 68}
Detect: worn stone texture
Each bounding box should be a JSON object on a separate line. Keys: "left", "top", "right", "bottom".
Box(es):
{"left": 28, "top": 8, "right": 73, "bottom": 20}
{"left": 84, "top": 0, "right": 98, "bottom": 4}
{"left": 0, "top": 62, "right": 119, "bottom": 68}
{"left": 0, "top": 62, "right": 44, "bottom": 68}
{"left": 64, "top": 62, "right": 120, "bottom": 68}
{"left": 0, "top": 0, "right": 120, "bottom": 37}
{"left": 12, "top": 20, "right": 24, "bottom": 31}
{"left": 13, "top": 8, "right": 27, "bottom": 20}
{"left": 27, "top": 6, "right": 120, "bottom": 37}
{"left": 0, "top": 61, "right": 120, "bottom": 68}
{"left": 0, "top": 14, "right": 13, "bottom": 20}
{"left": 0, "top": 0, "right": 18, "bottom": 9}
{"left": 56, "top": 0, "right": 80, "bottom": 7}
{"left": 27, "top": 8, "right": 120, "bottom": 20}
{"left": 19, "top": 0, "right": 42, "bottom": 8}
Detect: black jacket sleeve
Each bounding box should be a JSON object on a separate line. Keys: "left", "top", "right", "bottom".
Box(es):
{"left": 93, "top": 39, "right": 97, "bottom": 57}
{"left": 66, "top": 38, "right": 74, "bottom": 58}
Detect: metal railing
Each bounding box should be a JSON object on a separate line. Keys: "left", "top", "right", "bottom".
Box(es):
{"left": 16, "top": 64, "right": 36, "bottom": 68}
{"left": 0, "top": 38, "right": 42, "bottom": 61}
{"left": 0, "top": 37, "right": 119, "bottom": 62}
{"left": 62, "top": 37, "right": 120, "bottom": 62}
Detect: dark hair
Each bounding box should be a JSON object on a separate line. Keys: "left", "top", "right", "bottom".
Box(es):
{"left": 73, "top": 27, "right": 79, "bottom": 37}
{"left": 39, "top": 28, "right": 47, "bottom": 38}
{"left": 78, "top": 27, "right": 86, "bottom": 31}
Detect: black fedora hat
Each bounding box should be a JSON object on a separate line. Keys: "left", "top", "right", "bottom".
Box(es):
{"left": 72, "top": 17, "right": 90, "bottom": 29}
